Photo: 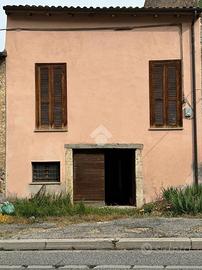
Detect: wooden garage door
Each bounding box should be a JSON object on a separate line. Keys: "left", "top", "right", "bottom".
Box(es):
{"left": 73, "top": 150, "right": 105, "bottom": 201}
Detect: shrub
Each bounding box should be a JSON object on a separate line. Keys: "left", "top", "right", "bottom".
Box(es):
{"left": 162, "top": 186, "right": 178, "bottom": 202}
{"left": 13, "top": 192, "right": 73, "bottom": 218}
{"left": 162, "top": 185, "right": 202, "bottom": 215}
{"left": 143, "top": 202, "right": 156, "bottom": 214}
{"left": 12, "top": 192, "right": 139, "bottom": 218}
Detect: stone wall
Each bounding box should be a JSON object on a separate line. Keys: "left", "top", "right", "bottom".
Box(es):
{"left": 200, "top": 18, "right": 202, "bottom": 182}
{"left": 0, "top": 58, "right": 6, "bottom": 195}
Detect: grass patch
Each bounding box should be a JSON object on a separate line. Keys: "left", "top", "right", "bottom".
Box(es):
{"left": 8, "top": 185, "right": 202, "bottom": 223}
{"left": 162, "top": 184, "right": 202, "bottom": 215}
{"left": 13, "top": 193, "right": 72, "bottom": 218}
{"left": 11, "top": 192, "right": 141, "bottom": 219}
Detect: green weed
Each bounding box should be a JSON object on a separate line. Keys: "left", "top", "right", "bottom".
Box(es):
{"left": 11, "top": 192, "right": 140, "bottom": 218}
{"left": 162, "top": 185, "right": 202, "bottom": 215}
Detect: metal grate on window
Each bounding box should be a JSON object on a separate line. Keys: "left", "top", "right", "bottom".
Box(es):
{"left": 32, "top": 162, "right": 60, "bottom": 182}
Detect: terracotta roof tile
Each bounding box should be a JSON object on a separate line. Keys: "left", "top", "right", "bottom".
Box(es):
{"left": 3, "top": 5, "right": 200, "bottom": 11}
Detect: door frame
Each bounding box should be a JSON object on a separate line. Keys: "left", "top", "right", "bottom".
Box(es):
{"left": 65, "top": 144, "right": 144, "bottom": 208}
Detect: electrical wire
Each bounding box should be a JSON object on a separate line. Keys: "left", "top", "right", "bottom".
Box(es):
{"left": 0, "top": 23, "right": 181, "bottom": 32}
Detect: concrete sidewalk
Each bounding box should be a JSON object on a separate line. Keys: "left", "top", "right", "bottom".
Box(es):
{"left": 0, "top": 217, "right": 202, "bottom": 251}
{"left": 0, "top": 237, "right": 202, "bottom": 251}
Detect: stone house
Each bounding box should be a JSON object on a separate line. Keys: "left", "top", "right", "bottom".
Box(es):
{"left": 1, "top": 4, "right": 202, "bottom": 207}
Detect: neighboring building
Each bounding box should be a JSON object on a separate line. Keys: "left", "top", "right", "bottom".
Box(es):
{"left": 2, "top": 5, "right": 202, "bottom": 207}
{"left": 144, "top": 0, "right": 199, "bottom": 8}
{"left": 0, "top": 51, "right": 6, "bottom": 196}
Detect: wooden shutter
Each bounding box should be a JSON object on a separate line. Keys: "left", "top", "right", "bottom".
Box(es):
{"left": 73, "top": 150, "right": 105, "bottom": 202}
{"left": 36, "top": 63, "right": 67, "bottom": 129}
{"left": 166, "top": 61, "right": 182, "bottom": 126}
{"left": 36, "top": 65, "right": 50, "bottom": 128}
{"left": 150, "top": 63, "right": 164, "bottom": 126}
{"left": 150, "top": 60, "right": 182, "bottom": 127}
{"left": 40, "top": 67, "right": 50, "bottom": 127}
{"left": 53, "top": 66, "right": 64, "bottom": 128}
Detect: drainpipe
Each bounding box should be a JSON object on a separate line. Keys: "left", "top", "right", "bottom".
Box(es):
{"left": 191, "top": 9, "right": 199, "bottom": 186}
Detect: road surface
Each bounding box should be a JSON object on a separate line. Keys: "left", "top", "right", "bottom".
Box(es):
{"left": 0, "top": 250, "right": 202, "bottom": 269}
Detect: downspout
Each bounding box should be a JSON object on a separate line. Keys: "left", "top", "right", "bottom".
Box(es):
{"left": 191, "top": 9, "right": 199, "bottom": 186}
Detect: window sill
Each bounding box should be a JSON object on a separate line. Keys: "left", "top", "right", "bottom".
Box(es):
{"left": 34, "top": 129, "right": 67, "bottom": 133}
{"left": 29, "top": 182, "right": 61, "bottom": 185}
{"left": 149, "top": 127, "right": 184, "bottom": 131}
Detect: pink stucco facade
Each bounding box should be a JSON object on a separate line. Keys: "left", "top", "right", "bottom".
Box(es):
{"left": 5, "top": 10, "right": 202, "bottom": 203}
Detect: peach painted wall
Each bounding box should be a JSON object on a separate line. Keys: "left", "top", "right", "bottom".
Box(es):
{"left": 5, "top": 14, "right": 202, "bottom": 202}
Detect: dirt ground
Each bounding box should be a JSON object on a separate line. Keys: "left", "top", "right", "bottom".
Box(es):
{"left": 1, "top": 217, "right": 202, "bottom": 239}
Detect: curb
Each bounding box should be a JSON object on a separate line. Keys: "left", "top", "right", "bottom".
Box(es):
{"left": 0, "top": 238, "right": 202, "bottom": 251}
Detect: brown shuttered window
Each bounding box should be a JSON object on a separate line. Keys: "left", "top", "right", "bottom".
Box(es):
{"left": 149, "top": 60, "right": 182, "bottom": 128}
{"left": 35, "top": 63, "right": 67, "bottom": 130}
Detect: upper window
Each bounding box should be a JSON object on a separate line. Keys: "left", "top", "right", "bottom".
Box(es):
{"left": 149, "top": 60, "right": 182, "bottom": 128}
{"left": 35, "top": 63, "right": 67, "bottom": 130}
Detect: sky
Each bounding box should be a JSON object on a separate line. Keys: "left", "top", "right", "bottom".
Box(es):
{"left": 0, "top": 0, "right": 144, "bottom": 51}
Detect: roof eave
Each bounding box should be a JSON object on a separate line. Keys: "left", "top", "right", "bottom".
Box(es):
{"left": 3, "top": 6, "right": 202, "bottom": 16}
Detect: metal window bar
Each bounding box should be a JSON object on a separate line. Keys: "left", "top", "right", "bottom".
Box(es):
{"left": 32, "top": 162, "right": 60, "bottom": 182}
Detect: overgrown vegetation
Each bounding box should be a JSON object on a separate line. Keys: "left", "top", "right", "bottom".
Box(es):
{"left": 4, "top": 184, "right": 202, "bottom": 223}
{"left": 11, "top": 192, "right": 140, "bottom": 219}
{"left": 141, "top": 185, "right": 202, "bottom": 216}
{"left": 162, "top": 184, "right": 202, "bottom": 215}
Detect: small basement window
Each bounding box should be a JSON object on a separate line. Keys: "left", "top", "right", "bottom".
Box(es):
{"left": 32, "top": 162, "right": 60, "bottom": 182}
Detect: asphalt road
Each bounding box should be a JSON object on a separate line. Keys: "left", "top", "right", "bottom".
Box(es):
{"left": 1, "top": 250, "right": 202, "bottom": 269}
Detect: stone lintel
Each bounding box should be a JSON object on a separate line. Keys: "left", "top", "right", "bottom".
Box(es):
{"left": 64, "top": 144, "right": 143, "bottom": 150}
